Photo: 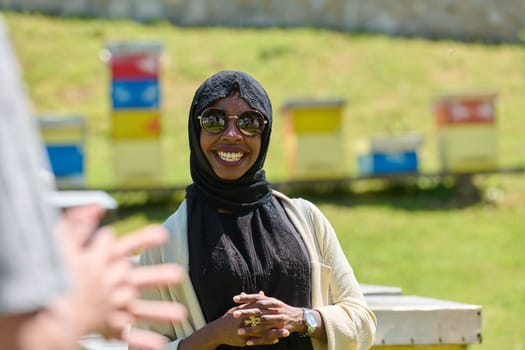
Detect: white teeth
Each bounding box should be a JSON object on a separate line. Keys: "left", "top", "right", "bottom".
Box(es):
{"left": 217, "top": 151, "right": 244, "bottom": 162}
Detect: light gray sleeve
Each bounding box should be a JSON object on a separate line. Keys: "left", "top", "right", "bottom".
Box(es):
{"left": 0, "top": 16, "right": 70, "bottom": 314}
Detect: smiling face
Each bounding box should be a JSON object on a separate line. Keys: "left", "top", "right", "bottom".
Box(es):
{"left": 199, "top": 92, "right": 262, "bottom": 180}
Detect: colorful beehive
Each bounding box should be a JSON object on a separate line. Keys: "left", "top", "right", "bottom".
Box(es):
{"left": 282, "top": 99, "right": 346, "bottom": 179}
{"left": 356, "top": 134, "right": 424, "bottom": 176}
{"left": 434, "top": 92, "right": 498, "bottom": 173}
{"left": 38, "top": 115, "right": 86, "bottom": 188}
{"left": 105, "top": 41, "right": 164, "bottom": 187}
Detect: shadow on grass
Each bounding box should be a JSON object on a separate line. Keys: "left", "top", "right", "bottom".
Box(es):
{"left": 110, "top": 190, "right": 184, "bottom": 224}
{"left": 287, "top": 181, "right": 482, "bottom": 211}
{"left": 113, "top": 177, "right": 483, "bottom": 224}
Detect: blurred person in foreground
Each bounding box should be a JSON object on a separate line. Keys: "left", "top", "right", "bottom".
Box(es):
{"left": 0, "top": 17, "right": 186, "bottom": 350}
{"left": 134, "top": 70, "right": 376, "bottom": 349}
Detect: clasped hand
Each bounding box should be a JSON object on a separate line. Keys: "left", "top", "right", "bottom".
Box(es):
{"left": 214, "top": 291, "right": 304, "bottom": 347}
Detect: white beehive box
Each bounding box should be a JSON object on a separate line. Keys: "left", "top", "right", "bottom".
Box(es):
{"left": 367, "top": 295, "right": 482, "bottom": 347}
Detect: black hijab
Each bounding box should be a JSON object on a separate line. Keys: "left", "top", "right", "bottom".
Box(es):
{"left": 186, "top": 70, "right": 273, "bottom": 211}
{"left": 185, "top": 72, "right": 313, "bottom": 344}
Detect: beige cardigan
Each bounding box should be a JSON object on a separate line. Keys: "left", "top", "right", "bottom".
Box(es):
{"left": 136, "top": 191, "right": 376, "bottom": 350}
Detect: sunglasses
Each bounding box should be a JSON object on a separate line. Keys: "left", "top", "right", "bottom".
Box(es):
{"left": 197, "top": 108, "right": 267, "bottom": 137}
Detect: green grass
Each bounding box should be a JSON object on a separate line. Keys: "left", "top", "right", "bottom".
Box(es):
{"left": 3, "top": 12, "right": 525, "bottom": 349}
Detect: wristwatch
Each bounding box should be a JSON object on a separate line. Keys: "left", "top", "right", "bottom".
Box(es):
{"left": 303, "top": 308, "right": 318, "bottom": 336}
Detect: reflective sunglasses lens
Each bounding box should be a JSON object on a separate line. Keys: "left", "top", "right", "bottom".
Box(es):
{"left": 238, "top": 111, "right": 265, "bottom": 136}
{"left": 200, "top": 109, "right": 227, "bottom": 134}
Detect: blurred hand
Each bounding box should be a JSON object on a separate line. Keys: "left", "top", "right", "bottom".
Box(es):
{"left": 57, "top": 204, "right": 187, "bottom": 350}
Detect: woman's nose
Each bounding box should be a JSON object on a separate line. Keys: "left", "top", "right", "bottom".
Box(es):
{"left": 221, "top": 117, "right": 243, "bottom": 138}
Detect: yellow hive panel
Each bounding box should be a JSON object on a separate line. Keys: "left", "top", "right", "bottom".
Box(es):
{"left": 287, "top": 106, "right": 343, "bottom": 134}
{"left": 41, "top": 125, "right": 84, "bottom": 144}
{"left": 39, "top": 117, "right": 85, "bottom": 144}
{"left": 438, "top": 125, "right": 497, "bottom": 173}
{"left": 113, "top": 140, "right": 163, "bottom": 186}
{"left": 112, "top": 110, "right": 161, "bottom": 140}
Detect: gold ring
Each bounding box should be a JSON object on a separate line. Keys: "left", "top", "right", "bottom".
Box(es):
{"left": 244, "top": 315, "right": 262, "bottom": 327}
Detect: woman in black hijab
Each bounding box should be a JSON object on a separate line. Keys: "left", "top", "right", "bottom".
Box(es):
{"left": 136, "top": 70, "right": 376, "bottom": 350}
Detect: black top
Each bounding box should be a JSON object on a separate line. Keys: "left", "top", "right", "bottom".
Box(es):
{"left": 188, "top": 197, "right": 314, "bottom": 350}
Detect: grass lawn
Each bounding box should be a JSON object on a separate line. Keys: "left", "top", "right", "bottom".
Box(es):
{"left": 3, "top": 12, "right": 525, "bottom": 349}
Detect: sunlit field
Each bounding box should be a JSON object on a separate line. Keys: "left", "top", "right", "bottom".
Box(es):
{"left": 4, "top": 12, "right": 525, "bottom": 349}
